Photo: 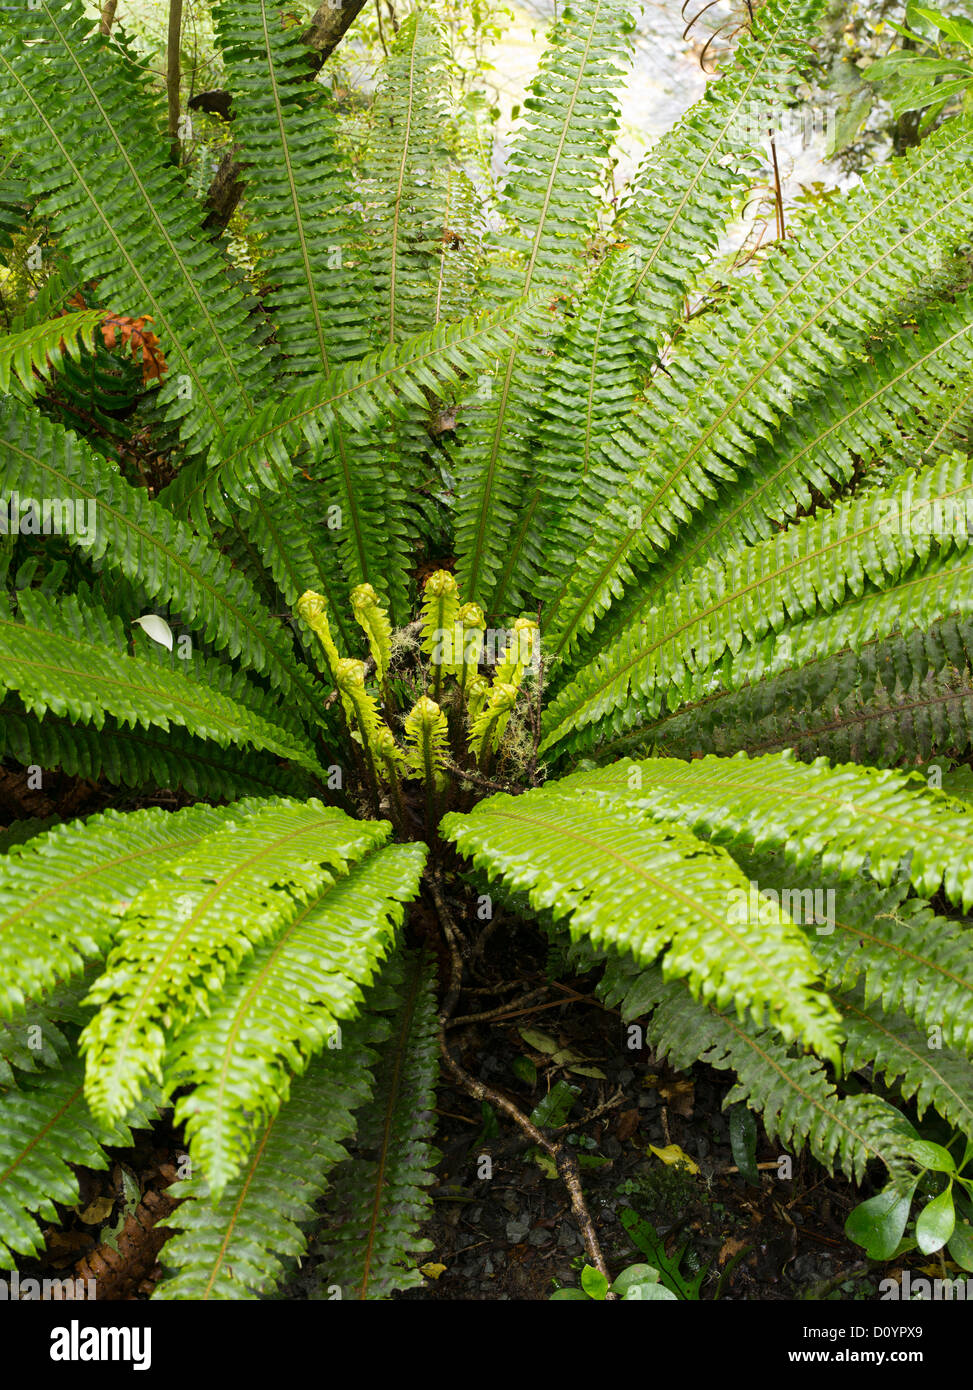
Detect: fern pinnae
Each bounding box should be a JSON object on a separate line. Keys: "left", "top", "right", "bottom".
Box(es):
{"left": 420, "top": 569, "right": 460, "bottom": 702}
{"left": 0, "top": 308, "right": 106, "bottom": 395}
{"left": 0, "top": 0, "right": 265, "bottom": 454}
{"left": 838, "top": 993, "right": 973, "bottom": 1141}
{"left": 313, "top": 950, "right": 440, "bottom": 1300}
{"left": 166, "top": 842, "right": 427, "bottom": 1197}
{"left": 0, "top": 1056, "right": 158, "bottom": 1267}
{"left": 454, "top": 0, "right": 637, "bottom": 613}
{"left": 79, "top": 801, "right": 390, "bottom": 1125}
{"left": 0, "top": 803, "right": 231, "bottom": 1016}
{"left": 599, "top": 963, "right": 912, "bottom": 1183}
{"left": 154, "top": 1011, "right": 386, "bottom": 1300}
{"left": 0, "top": 591, "right": 325, "bottom": 776}
{"left": 547, "top": 117, "right": 973, "bottom": 657}
{"left": 0, "top": 401, "right": 323, "bottom": 706}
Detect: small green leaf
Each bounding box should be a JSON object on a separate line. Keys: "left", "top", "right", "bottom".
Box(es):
{"left": 903, "top": 1138, "right": 956, "bottom": 1172}
{"left": 550, "top": 1287, "right": 589, "bottom": 1300}
{"left": 580, "top": 1264, "right": 610, "bottom": 1300}
{"left": 845, "top": 1182, "right": 917, "bottom": 1260}
{"left": 915, "top": 1185, "right": 955, "bottom": 1254}
{"left": 529, "top": 1080, "right": 579, "bottom": 1129}
{"left": 511, "top": 1055, "right": 537, "bottom": 1087}
{"left": 519, "top": 1027, "right": 560, "bottom": 1054}
{"left": 624, "top": 1281, "right": 679, "bottom": 1300}
{"left": 947, "top": 1220, "right": 973, "bottom": 1272}
{"left": 611, "top": 1262, "right": 661, "bottom": 1296}
{"left": 729, "top": 1105, "right": 760, "bottom": 1187}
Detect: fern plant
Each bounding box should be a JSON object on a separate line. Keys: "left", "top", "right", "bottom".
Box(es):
{"left": 1, "top": 0, "right": 973, "bottom": 1298}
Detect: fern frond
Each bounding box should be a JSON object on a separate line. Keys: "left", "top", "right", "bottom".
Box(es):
{"left": 0, "top": 977, "right": 87, "bottom": 1085}
{"left": 467, "top": 682, "right": 518, "bottom": 767}
{"left": 365, "top": 8, "right": 453, "bottom": 345}
{"left": 213, "top": 0, "right": 368, "bottom": 383}
{"left": 313, "top": 950, "right": 440, "bottom": 1300}
{"left": 541, "top": 453, "right": 973, "bottom": 752}
{"left": 0, "top": 803, "right": 230, "bottom": 1016}
{"left": 0, "top": 0, "right": 266, "bottom": 454}
{"left": 0, "top": 695, "right": 305, "bottom": 799}
{"left": 80, "top": 799, "right": 390, "bottom": 1124}
{"left": 163, "top": 301, "right": 525, "bottom": 619}
{"left": 440, "top": 780, "right": 842, "bottom": 1058}
{"left": 351, "top": 583, "right": 393, "bottom": 683}
{"left": 0, "top": 401, "right": 321, "bottom": 706}
{"left": 0, "top": 1057, "right": 157, "bottom": 1267}
{"left": 839, "top": 992, "right": 973, "bottom": 1140}
{"left": 724, "top": 845, "right": 973, "bottom": 1056}
{"left": 404, "top": 696, "right": 449, "bottom": 787}
{"left": 548, "top": 117, "right": 973, "bottom": 654}
{"left": 599, "top": 962, "right": 911, "bottom": 1183}
{"left": 638, "top": 292, "right": 973, "bottom": 607}
{"left": 636, "top": 616, "right": 973, "bottom": 769}
{"left": 563, "top": 750, "right": 973, "bottom": 910}
{"left": 453, "top": 0, "right": 636, "bottom": 614}
{"left": 153, "top": 1011, "right": 385, "bottom": 1300}
{"left": 0, "top": 590, "right": 325, "bottom": 775}
{"left": 618, "top": 0, "right": 827, "bottom": 366}
{"left": 166, "top": 843, "right": 426, "bottom": 1197}
{"left": 0, "top": 308, "right": 105, "bottom": 395}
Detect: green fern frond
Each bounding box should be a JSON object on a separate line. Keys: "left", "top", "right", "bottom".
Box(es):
{"left": 0, "top": 308, "right": 105, "bottom": 395}
{"left": 838, "top": 992, "right": 973, "bottom": 1139}
{"left": 404, "top": 696, "right": 449, "bottom": 788}
{"left": 213, "top": 0, "right": 369, "bottom": 383}
{"left": 0, "top": 695, "right": 305, "bottom": 799}
{"left": 0, "top": 803, "right": 230, "bottom": 1016}
{"left": 313, "top": 950, "right": 440, "bottom": 1300}
{"left": 618, "top": 0, "right": 827, "bottom": 366}
{"left": 599, "top": 962, "right": 912, "bottom": 1183}
{"left": 351, "top": 583, "right": 393, "bottom": 683}
{"left": 638, "top": 292, "right": 973, "bottom": 609}
{"left": 440, "top": 780, "right": 842, "bottom": 1058}
{"left": 635, "top": 615, "right": 973, "bottom": 769}
{"left": 153, "top": 1011, "right": 385, "bottom": 1300}
{"left": 453, "top": 0, "right": 637, "bottom": 614}
{"left": 723, "top": 846, "right": 973, "bottom": 1056}
{"left": 365, "top": 8, "right": 453, "bottom": 345}
{"left": 0, "top": 0, "right": 266, "bottom": 454}
{"left": 166, "top": 843, "right": 426, "bottom": 1197}
{"left": 0, "top": 590, "right": 325, "bottom": 776}
{"left": 164, "top": 301, "right": 526, "bottom": 619}
{"left": 80, "top": 799, "right": 390, "bottom": 1124}
{"left": 467, "top": 681, "right": 518, "bottom": 767}
{"left": 563, "top": 750, "right": 973, "bottom": 910}
{"left": 548, "top": 117, "right": 973, "bottom": 655}
{"left": 0, "top": 401, "right": 321, "bottom": 706}
{"left": 541, "top": 453, "right": 973, "bottom": 751}
{"left": 0, "top": 977, "right": 89, "bottom": 1085}
{"left": 0, "top": 1056, "right": 158, "bottom": 1267}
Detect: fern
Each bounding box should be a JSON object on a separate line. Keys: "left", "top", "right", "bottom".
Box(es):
{"left": 80, "top": 799, "right": 389, "bottom": 1126}
{"left": 313, "top": 950, "right": 440, "bottom": 1300}
{"left": 0, "top": 1057, "right": 158, "bottom": 1267}
{"left": 0, "top": 309, "right": 106, "bottom": 395}
{"left": 3, "top": 0, "right": 973, "bottom": 1298}
{"left": 154, "top": 1015, "right": 383, "bottom": 1300}
{"left": 597, "top": 961, "right": 914, "bottom": 1184}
